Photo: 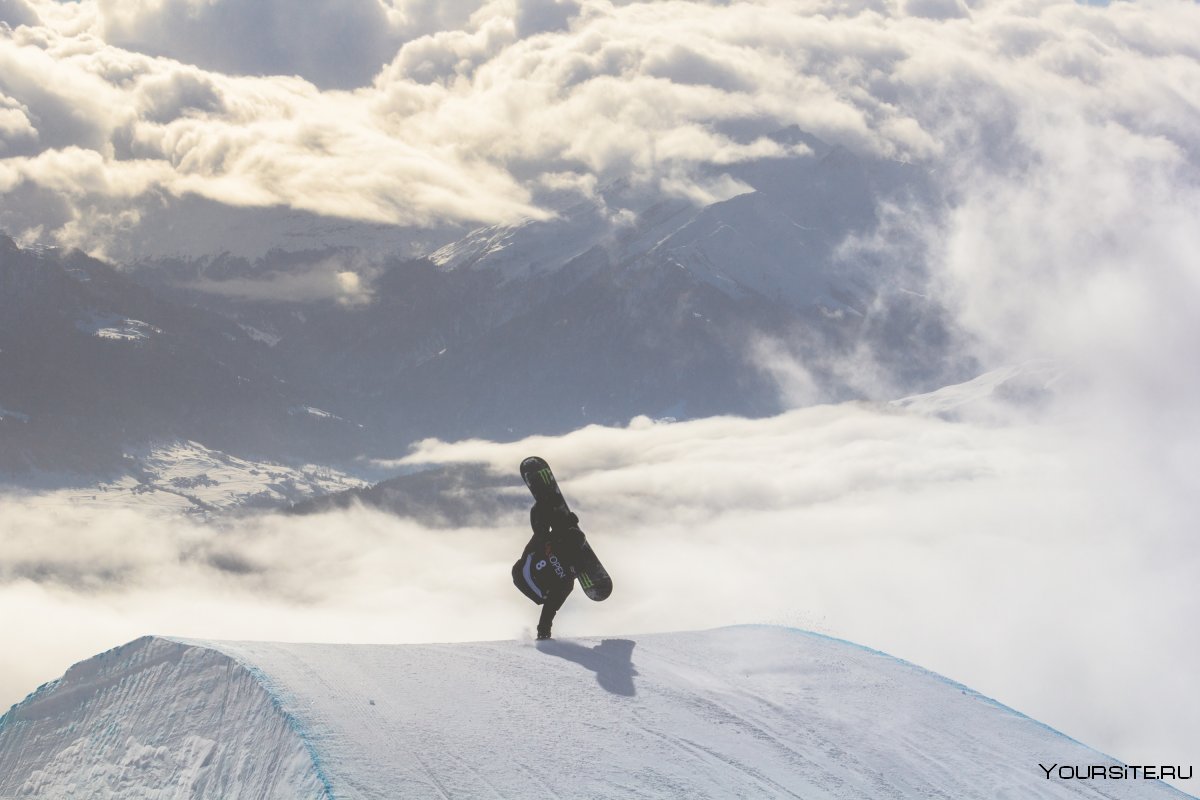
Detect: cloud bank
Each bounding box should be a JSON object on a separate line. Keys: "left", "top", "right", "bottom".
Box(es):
{"left": 182, "top": 253, "right": 377, "bottom": 305}
{"left": 1, "top": 0, "right": 1196, "bottom": 260}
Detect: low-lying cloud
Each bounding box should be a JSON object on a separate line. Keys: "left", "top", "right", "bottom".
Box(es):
{"left": 183, "top": 255, "right": 376, "bottom": 305}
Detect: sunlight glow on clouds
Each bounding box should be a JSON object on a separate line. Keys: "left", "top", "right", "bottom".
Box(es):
{"left": 1, "top": 0, "right": 1196, "bottom": 259}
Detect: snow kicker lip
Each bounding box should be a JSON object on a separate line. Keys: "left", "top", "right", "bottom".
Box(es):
{"left": 0, "top": 636, "right": 332, "bottom": 799}
{"left": 2, "top": 627, "right": 1194, "bottom": 800}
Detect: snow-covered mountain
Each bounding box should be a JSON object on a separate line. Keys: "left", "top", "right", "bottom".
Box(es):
{"left": 0, "top": 627, "right": 1189, "bottom": 799}
{"left": 4, "top": 131, "right": 971, "bottom": 485}
{"left": 433, "top": 132, "right": 921, "bottom": 311}
{"left": 14, "top": 441, "right": 366, "bottom": 517}
{"left": 0, "top": 236, "right": 366, "bottom": 475}
{"left": 129, "top": 134, "right": 966, "bottom": 453}
{"left": 890, "top": 360, "right": 1065, "bottom": 421}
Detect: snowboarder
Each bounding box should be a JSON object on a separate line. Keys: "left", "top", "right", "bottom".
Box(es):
{"left": 511, "top": 499, "right": 585, "bottom": 640}
{"left": 512, "top": 456, "right": 612, "bottom": 639}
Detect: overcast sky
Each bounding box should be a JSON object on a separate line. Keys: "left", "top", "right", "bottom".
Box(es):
{"left": 2, "top": 0, "right": 1199, "bottom": 789}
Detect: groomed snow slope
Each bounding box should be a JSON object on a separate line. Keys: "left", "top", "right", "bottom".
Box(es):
{"left": 0, "top": 627, "right": 1190, "bottom": 799}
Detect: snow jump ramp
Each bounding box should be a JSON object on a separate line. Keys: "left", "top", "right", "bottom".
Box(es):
{"left": 0, "top": 626, "right": 1190, "bottom": 799}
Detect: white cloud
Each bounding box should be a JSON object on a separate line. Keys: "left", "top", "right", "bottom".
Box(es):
{"left": 0, "top": 93, "right": 36, "bottom": 151}
{"left": 2, "top": 0, "right": 1193, "bottom": 260}
{"left": 182, "top": 254, "right": 377, "bottom": 305}
{"left": 134, "top": 68, "right": 225, "bottom": 123}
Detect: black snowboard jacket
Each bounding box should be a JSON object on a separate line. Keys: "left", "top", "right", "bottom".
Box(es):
{"left": 512, "top": 502, "right": 584, "bottom": 636}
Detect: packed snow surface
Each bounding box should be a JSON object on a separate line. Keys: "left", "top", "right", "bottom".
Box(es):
{"left": 0, "top": 627, "right": 1190, "bottom": 799}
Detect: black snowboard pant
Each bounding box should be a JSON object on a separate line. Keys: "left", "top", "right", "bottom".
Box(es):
{"left": 511, "top": 559, "right": 574, "bottom": 638}
{"left": 536, "top": 580, "right": 573, "bottom": 638}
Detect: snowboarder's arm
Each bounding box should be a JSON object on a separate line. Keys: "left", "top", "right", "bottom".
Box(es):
{"left": 532, "top": 502, "right": 551, "bottom": 535}
{"left": 525, "top": 503, "right": 579, "bottom": 553}
{"left": 532, "top": 502, "right": 579, "bottom": 537}
{"left": 522, "top": 504, "right": 550, "bottom": 557}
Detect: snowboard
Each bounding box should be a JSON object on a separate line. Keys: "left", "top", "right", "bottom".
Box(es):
{"left": 520, "top": 456, "right": 612, "bottom": 601}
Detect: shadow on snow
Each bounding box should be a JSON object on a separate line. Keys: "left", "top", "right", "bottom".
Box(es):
{"left": 536, "top": 639, "right": 638, "bottom": 697}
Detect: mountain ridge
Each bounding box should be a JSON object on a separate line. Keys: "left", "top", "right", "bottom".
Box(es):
{"left": 3, "top": 134, "right": 971, "bottom": 484}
